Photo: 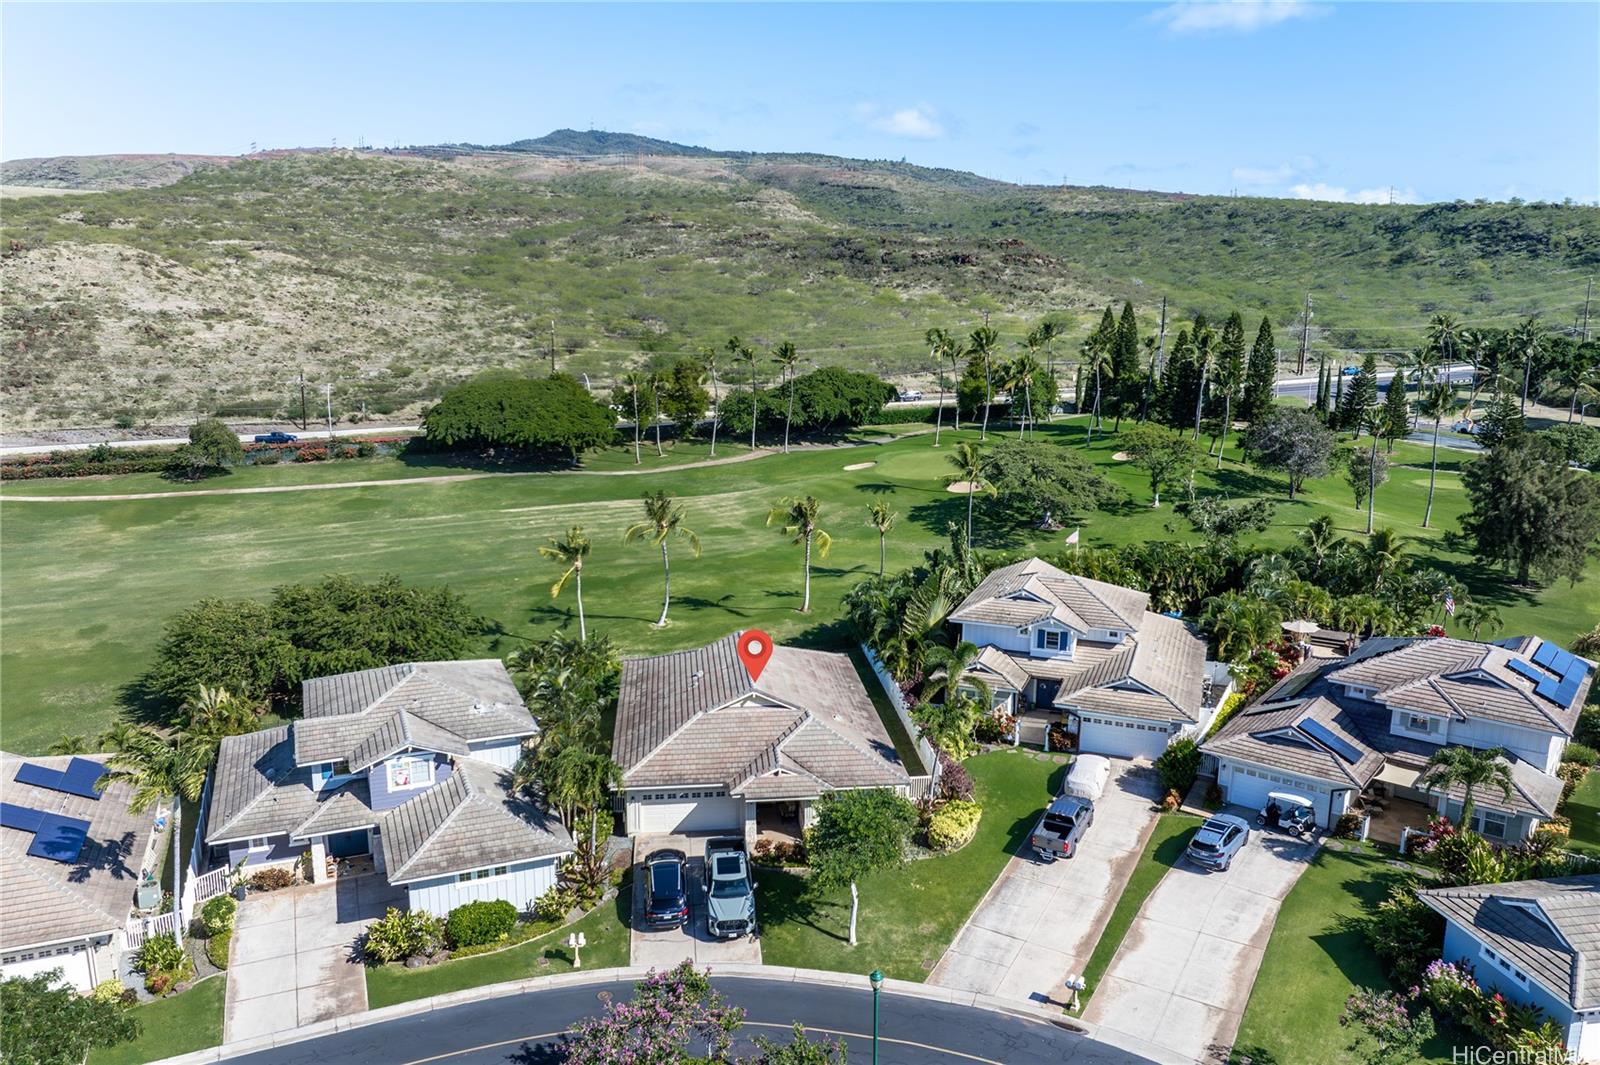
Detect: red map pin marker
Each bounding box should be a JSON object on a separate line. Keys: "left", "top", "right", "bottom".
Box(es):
{"left": 736, "top": 630, "right": 774, "bottom": 683}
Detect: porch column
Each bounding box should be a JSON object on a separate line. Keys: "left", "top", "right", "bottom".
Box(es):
{"left": 308, "top": 839, "right": 328, "bottom": 884}
{"left": 743, "top": 802, "right": 757, "bottom": 847}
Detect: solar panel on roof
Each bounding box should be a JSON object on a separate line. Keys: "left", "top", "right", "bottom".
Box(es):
{"left": 1546, "top": 648, "right": 1575, "bottom": 676}
{"left": 1507, "top": 659, "right": 1546, "bottom": 684}
{"left": 0, "top": 802, "right": 45, "bottom": 833}
{"left": 1300, "top": 718, "right": 1363, "bottom": 764}
{"left": 1555, "top": 678, "right": 1582, "bottom": 708}
{"left": 1536, "top": 677, "right": 1562, "bottom": 702}
{"left": 25, "top": 813, "right": 89, "bottom": 864}
{"left": 58, "top": 757, "right": 104, "bottom": 800}
{"left": 1533, "top": 641, "right": 1559, "bottom": 668}
{"left": 13, "top": 762, "right": 64, "bottom": 790}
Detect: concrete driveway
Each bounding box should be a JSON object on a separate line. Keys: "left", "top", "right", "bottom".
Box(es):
{"left": 1084, "top": 822, "right": 1319, "bottom": 1064}
{"left": 929, "top": 759, "right": 1161, "bottom": 1003}
{"left": 630, "top": 834, "right": 762, "bottom": 969}
{"left": 224, "top": 874, "right": 405, "bottom": 1043}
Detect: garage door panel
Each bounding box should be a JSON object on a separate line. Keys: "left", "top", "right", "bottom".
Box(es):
{"left": 635, "top": 796, "right": 742, "bottom": 834}
{"left": 3, "top": 948, "right": 92, "bottom": 990}
{"left": 1078, "top": 717, "right": 1170, "bottom": 760}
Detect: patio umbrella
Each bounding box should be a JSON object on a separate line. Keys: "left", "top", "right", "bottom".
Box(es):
{"left": 1282, "top": 619, "right": 1320, "bottom": 636}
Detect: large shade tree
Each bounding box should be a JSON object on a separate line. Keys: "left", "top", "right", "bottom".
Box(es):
{"left": 1461, "top": 434, "right": 1600, "bottom": 586}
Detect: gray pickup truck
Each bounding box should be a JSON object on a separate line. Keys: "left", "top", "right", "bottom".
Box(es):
{"left": 703, "top": 837, "right": 757, "bottom": 939}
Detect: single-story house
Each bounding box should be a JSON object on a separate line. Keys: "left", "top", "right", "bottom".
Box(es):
{"left": 612, "top": 633, "right": 910, "bottom": 838}
{"left": 1, "top": 753, "right": 159, "bottom": 991}
{"left": 948, "top": 557, "right": 1231, "bottom": 759}
{"left": 1419, "top": 875, "right": 1600, "bottom": 1060}
{"left": 203, "top": 660, "right": 572, "bottom": 916}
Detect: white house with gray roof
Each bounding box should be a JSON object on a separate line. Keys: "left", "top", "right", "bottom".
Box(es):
{"left": 1203, "top": 635, "right": 1588, "bottom": 834}
{"left": 1420, "top": 875, "right": 1600, "bottom": 1060}
{"left": 948, "top": 557, "right": 1230, "bottom": 759}
{"left": 202, "top": 660, "right": 572, "bottom": 917}
{"left": 613, "top": 633, "right": 910, "bottom": 838}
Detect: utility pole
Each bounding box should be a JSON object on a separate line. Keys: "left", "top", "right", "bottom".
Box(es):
{"left": 322, "top": 384, "right": 334, "bottom": 438}
{"left": 1154, "top": 296, "right": 1168, "bottom": 377}
{"left": 1582, "top": 277, "right": 1593, "bottom": 343}
{"left": 1297, "top": 293, "right": 1313, "bottom": 375}
{"left": 549, "top": 319, "right": 558, "bottom": 375}
{"left": 297, "top": 369, "right": 309, "bottom": 431}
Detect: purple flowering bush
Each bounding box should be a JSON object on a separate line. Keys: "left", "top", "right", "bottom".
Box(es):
{"left": 563, "top": 961, "right": 743, "bottom": 1064}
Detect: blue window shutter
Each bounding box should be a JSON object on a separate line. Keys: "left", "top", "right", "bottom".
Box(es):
{"left": 1036, "top": 630, "right": 1047, "bottom": 649}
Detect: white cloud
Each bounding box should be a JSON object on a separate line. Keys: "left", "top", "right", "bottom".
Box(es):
{"left": 854, "top": 103, "right": 945, "bottom": 140}
{"left": 1150, "top": 1, "right": 1326, "bottom": 35}
{"left": 1290, "top": 182, "right": 1419, "bottom": 205}
{"left": 1231, "top": 163, "right": 1297, "bottom": 186}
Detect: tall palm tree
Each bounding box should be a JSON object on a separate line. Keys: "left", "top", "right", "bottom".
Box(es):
{"left": 1455, "top": 601, "right": 1503, "bottom": 641}
{"left": 1297, "top": 515, "right": 1344, "bottom": 578}
{"left": 620, "top": 372, "right": 647, "bottom": 465}
{"left": 1556, "top": 358, "right": 1599, "bottom": 424}
{"left": 99, "top": 727, "right": 210, "bottom": 943}
{"left": 1213, "top": 340, "right": 1246, "bottom": 468}
{"left": 1361, "top": 527, "right": 1408, "bottom": 592}
{"left": 925, "top": 328, "right": 957, "bottom": 445}
{"left": 1005, "top": 354, "right": 1043, "bottom": 440}
{"left": 701, "top": 345, "right": 723, "bottom": 457}
{"left": 647, "top": 367, "right": 667, "bottom": 458}
{"left": 969, "top": 325, "right": 1000, "bottom": 441}
{"left": 867, "top": 501, "right": 896, "bottom": 577}
{"left": 946, "top": 441, "right": 993, "bottom": 548}
{"left": 1191, "top": 324, "right": 1216, "bottom": 442}
{"left": 1080, "top": 335, "right": 1114, "bottom": 444}
{"left": 1419, "top": 746, "right": 1513, "bottom": 830}
{"left": 767, "top": 495, "right": 832, "bottom": 613}
{"left": 1416, "top": 381, "right": 1457, "bottom": 528}
{"left": 1426, "top": 313, "right": 1460, "bottom": 382}
{"left": 539, "top": 745, "right": 622, "bottom": 852}
{"left": 1030, "top": 320, "right": 1063, "bottom": 422}
{"left": 623, "top": 490, "right": 702, "bottom": 627}
{"left": 1458, "top": 327, "right": 1487, "bottom": 428}
{"left": 740, "top": 340, "right": 762, "bottom": 450}
{"left": 772, "top": 341, "right": 801, "bottom": 453}
{"left": 1510, "top": 316, "right": 1543, "bottom": 415}
{"left": 539, "top": 525, "right": 592, "bottom": 640}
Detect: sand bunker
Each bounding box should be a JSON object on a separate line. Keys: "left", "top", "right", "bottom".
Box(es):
{"left": 946, "top": 480, "right": 980, "bottom": 493}
{"left": 843, "top": 461, "right": 876, "bottom": 471}
{"left": 1112, "top": 451, "right": 1133, "bottom": 461}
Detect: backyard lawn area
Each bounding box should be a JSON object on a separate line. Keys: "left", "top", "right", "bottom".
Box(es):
{"left": 1077, "top": 813, "right": 1203, "bottom": 1010}
{"left": 87, "top": 975, "right": 225, "bottom": 1065}
{"left": 1565, "top": 769, "right": 1600, "bottom": 855}
{"left": 1230, "top": 842, "right": 1453, "bottom": 1065}
{"left": 366, "top": 878, "right": 632, "bottom": 1009}
{"left": 756, "top": 748, "right": 1063, "bottom": 981}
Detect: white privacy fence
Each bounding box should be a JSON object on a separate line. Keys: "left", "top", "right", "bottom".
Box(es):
{"left": 859, "top": 643, "right": 938, "bottom": 796}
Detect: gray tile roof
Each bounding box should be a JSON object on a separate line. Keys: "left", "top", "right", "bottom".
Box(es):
{"left": 293, "top": 661, "right": 535, "bottom": 768}
{"left": 290, "top": 780, "right": 377, "bottom": 841}
{"left": 1, "top": 753, "right": 155, "bottom": 951}
{"left": 204, "top": 726, "right": 317, "bottom": 844}
{"left": 1204, "top": 696, "right": 1388, "bottom": 786}
{"left": 614, "top": 634, "right": 908, "bottom": 797}
{"left": 950, "top": 557, "right": 1149, "bottom": 633}
{"left": 377, "top": 759, "right": 571, "bottom": 884}
{"left": 1420, "top": 875, "right": 1600, "bottom": 1009}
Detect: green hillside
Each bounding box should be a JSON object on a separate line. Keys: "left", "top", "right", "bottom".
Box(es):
{"left": 2, "top": 137, "right": 1594, "bottom": 427}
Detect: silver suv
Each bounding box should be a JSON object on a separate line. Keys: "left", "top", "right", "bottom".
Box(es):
{"left": 704, "top": 837, "right": 756, "bottom": 939}
{"left": 1185, "top": 814, "right": 1251, "bottom": 871}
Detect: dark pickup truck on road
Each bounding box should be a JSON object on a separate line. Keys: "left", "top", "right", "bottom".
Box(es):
{"left": 253, "top": 431, "right": 298, "bottom": 444}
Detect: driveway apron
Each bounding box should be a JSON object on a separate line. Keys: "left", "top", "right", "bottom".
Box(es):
{"left": 928, "top": 760, "right": 1162, "bottom": 1003}
{"left": 629, "top": 834, "right": 762, "bottom": 969}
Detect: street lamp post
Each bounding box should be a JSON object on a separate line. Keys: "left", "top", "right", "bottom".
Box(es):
{"left": 869, "top": 969, "right": 884, "bottom": 1065}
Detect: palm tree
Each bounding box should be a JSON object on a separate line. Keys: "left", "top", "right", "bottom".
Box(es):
{"left": 701, "top": 345, "right": 723, "bottom": 457}
{"left": 925, "top": 328, "right": 953, "bottom": 445}
{"left": 620, "top": 372, "right": 647, "bottom": 464}
{"left": 1426, "top": 313, "right": 1460, "bottom": 382}
{"left": 1213, "top": 340, "right": 1246, "bottom": 468}
{"left": 728, "top": 336, "right": 760, "bottom": 451}
{"left": 1458, "top": 328, "right": 1487, "bottom": 428}
{"left": 623, "top": 490, "right": 702, "bottom": 627}
{"left": 181, "top": 685, "right": 259, "bottom": 742}
{"left": 647, "top": 367, "right": 667, "bottom": 457}
{"left": 1510, "top": 316, "right": 1543, "bottom": 415}
{"left": 969, "top": 325, "right": 999, "bottom": 441}
{"left": 946, "top": 441, "right": 993, "bottom": 547}
{"left": 1080, "top": 335, "right": 1114, "bottom": 444}
{"left": 95, "top": 718, "right": 143, "bottom": 753}
{"left": 772, "top": 341, "right": 801, "bottom": 453}
{"left": 539, "top": 525, "right": 592, "bottom": 640}
{"left": 1416, "top": 381, "right": 1457, "bottom": 528}
{"left": 867, "top": 501, "right": 896, "bottom": 577}
{"left": 1556, "top": 358, "right": 1599, "bottom": 424}
{"left": 1201, "top": 591, "right": 1282, "bottom": 662}
{"left": 1297, "top": 515, "right": 1344, "bottom": 578}
{"left": 1361, "top": 527, "right": 1408, "bottom": 592}
{"left": 540, "top": 745, "right": 622, "bottom": 852}
{"left": 1418, "top": 746, "right": 1513, "bottom": 830}
{"left": 99, "top": 726, "right": 210, "bottom": 943}
{"left": 1006, "top": 353, "right": 1043, "bottom": 440}
{"left": 1191, "top": 324, "right": 1216, "bottom": 441}
{"left": 1030, "top": 321, "right": 1063, "bottom": 421}
{"left": 48, "top": 735, "right": 89, "bottom": 755}
{"left": 933, "top": 329, "right": 967, "bottom": 436}
{"left": 923, "top": 640, "right": 989, "bottom": 710}
{"left": 1455, "top": 601, "right": 1503, "bottom": 641}
{"left": 767, "top": 495, "right": 832, "bottom": 613}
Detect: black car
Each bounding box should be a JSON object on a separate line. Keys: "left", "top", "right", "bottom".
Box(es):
{"left": 643, "top": 848, "right": 688, "bottom": 928}
{"left": 253, "top": 431, "right": 298, "bottom": 444}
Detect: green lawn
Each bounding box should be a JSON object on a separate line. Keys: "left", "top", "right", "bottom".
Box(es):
{"left": 365, "top": 879, "right": 631, "bottom": 1009}
{"left": 1076, "top": 813, "right": 1203, "bottom": 1010}
{"left": 4, "top": 417, "right": 1597, "bottom": 752}
{"left": 1565, "top": 770, "right": 1600, "bottom": 855}
{"left": 87, "top": 975, "right": 225, "bottom": 1065}
{"left": 756, "top": 748, "right": 1065, "bottom": 981}
{"left": 1231, "top": 843, "right": 1453, "bottom": 1065}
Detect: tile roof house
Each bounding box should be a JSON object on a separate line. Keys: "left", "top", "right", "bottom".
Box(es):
{"left": 948, "top": 557, "right": 1231, "bottom": 759}
{"left": 202, "top": 660, "right": 571, "bottom": 918}
{"left": 1202, "top": 635, "right": 1588, "bottom": 835}
{"left": 1419, "top": 875, "right": 1600, "bottom": 1060}
{"left": 613, "top": 633, "right": 910, "bottom": 837}
{"left": 1, "top": 753, "right": 161, "bottom": 991}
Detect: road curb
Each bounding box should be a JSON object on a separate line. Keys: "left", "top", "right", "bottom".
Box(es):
{"left": 147, "top": 963, "right": 1085, "bottom": 1065}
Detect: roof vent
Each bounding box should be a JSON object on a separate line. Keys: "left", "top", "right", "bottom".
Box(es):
{"left": 264, "top": 766, "right": 277, "bottom": 781}
{"left": 472, "top": 700, "right": 484, "bottom": 712}
{"left": 690, "top": 670, "right": 704, "bottom": 685}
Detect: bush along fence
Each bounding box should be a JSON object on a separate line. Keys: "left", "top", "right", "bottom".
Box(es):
{"left": 859, "top": 642, "right": 936, "bottom": 792}
{"left": 0, "top": 435, "right": 417, "bottom": 480}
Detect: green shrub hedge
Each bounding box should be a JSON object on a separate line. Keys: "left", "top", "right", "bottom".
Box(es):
{"left": 206, "top": 930, "right": 232, "bottom": 970}
{"left": 926, "top": 799, "right": 983, "bottom": 852}
{"left": 445, "top": 899, "right": 518, "bottom": 948}
{"left": 199, "top": 895, "right": 236, "bottom": 937}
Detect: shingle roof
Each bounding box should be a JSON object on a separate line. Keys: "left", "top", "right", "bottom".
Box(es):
{"left": 294, "top": 661, "right": 535, "bottom": 768}
{"left": 1420, "top": 875, "right": 1600, "bottom": 1009}
{"left": 377, "top": 759, "right": 571, "bottom": 884}
{"left": 613, "top": 634, "right": 908, "bottom": 797}
{"left": 1, "top": 753, "right": 154, "bottom": 951}
{"left": 950, "top": 558, "right": 1149, "bottom": 633}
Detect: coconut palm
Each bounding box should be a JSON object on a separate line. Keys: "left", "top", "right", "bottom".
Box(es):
{"left": 1458, "top": 328, "right": 1488, "bottom": 427}
{"left": 1080, "top": 334, "right": 1114, "bottom": 444}
{"left": 181, "top": 685, "right": 260, "bottom": 744}
{"left": 969, "top": 325, "right": 1001, "bottom": 441}
{"left": 1213, "top": 338, "right": 1246, "bottom": 467}
{"left": 540, "top": 745, "right": 622, "bottom": 850}
{"left": 95, "top": 719, "right": 144, "bottom": 754}
{"left": 1297, "top": 515, "right": 1344, "bottom": 578}
{"left": 1201, "top": 591, "right": 1282, "bottom": 663}
{"left": 866, "top": 501, "right": 896, "bottom": 577}
{"left": 1419, "top": 746, "right": 1513, "bottom": 830}
{"left": 1005, "top": 353, "right": 1043, "bottom": 440}
{"left": 1510, "top": 316, "right": 1543, "bottom": 415}
{"left": 924, "top": 328, "right": 953, "bottom": 445}
{"left": 946, "top": 441, "right": 993, "bottom": 548}
{"left": 539, "top": 525, "right": 592, "bottom": 640}
{"left": 1455, "top": 602, "right": 1503, "bottom": 641}
{"left": 1029, "top": 321, "right": 1063, "bottom": 422}
{"left": 923, "top": 640, "right": 989, "bottom": 710}
{"left": 647, "top": 367, "right": 667, "bottom": 457}
{"left": 701, "top": 345, "right": 723, "bottom": 457}
{"left": 936, "top": 329, "right": 967, "bottom": 436}
{"left": 624, "top": 490, "right": 701, "bottom": 627}
{"left": 772, "top": 340, "right": 801, "bottom": 453}
{"left": 1555, "top": 357, "right": 1600, "bottom": 424}
{"left": 728, "top": 336, "right": 760, "bottom": 451}
{"left": 619, "top": 372, "right": 647, "bottom": 464}
{"left": 1426, "top": 313, "right": 1461, "bottom": 380}
{"left": 767, "top": 495, "right": 832, "bottom": 613}
{"left": 47, "top": 735, "right": 89, "bottom": 755}
{"left": 1416, "top": 381, "right": 1458, "bottom": 528}
{"left": 1191, "top": 323, "right": 1216, "bottom": 441}
{"left": 1361, "top": 527, "right": 1409, "bottom": 592}
{"left": 99, "top": 726, "right": 210, "bottom": 944}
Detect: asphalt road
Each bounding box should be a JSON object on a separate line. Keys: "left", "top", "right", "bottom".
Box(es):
{"left": 1272, "top": 363, "right": 1473, "bottom": 402}
{"left": 218, "top": 976, "right": 1161, "bottom": 1065}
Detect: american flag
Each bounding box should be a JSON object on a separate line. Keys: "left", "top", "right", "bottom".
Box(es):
{"left": 1443, "top": 592, "right": 1456, "bottom": 617}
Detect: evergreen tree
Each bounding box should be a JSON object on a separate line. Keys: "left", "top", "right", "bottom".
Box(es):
{"left": 1314, "top": 361, "right": 1328, "bottom": 418}
{"left": 1332, "top": 362, "right": 1345, "bottom": 422}
{"left": 1157, "top": 328, "right": 1196, "bottom": 430}
{"left": 1242, "top": 316, "right": 1277, "bottom": 421}
{"left": 1477, "top": 385, "right": 1526, "bottom": 449}
{"left": 1338, "top": 351, "right": 1379, "bottom": 433}
{"left": 1112, "top": 301, "right": 1142, "bottom": 429}
{"left": 1213, "top": 312, "right": 1247, "bottom": 460}
{"left": 1381, "top": 376, "right": 1412, "bottom": 452}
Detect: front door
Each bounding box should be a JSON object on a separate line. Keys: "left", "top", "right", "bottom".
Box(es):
{"left": 327, "top": 830, "right": 370, "bottom": 858}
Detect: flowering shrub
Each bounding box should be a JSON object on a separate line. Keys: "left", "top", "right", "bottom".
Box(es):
{"left": 1339, "top": 988, "right": 1435, "bottom": 1064}
{"left": 1421, "top": 959, "right": 1565, "bottom": 1053}
{"left": 564, "top": 961, "right": 744, "bottom": 1064}
{"left": 1047, "top": 721, "right": 1074, "bottom": 752}
{"left": 926, "top": 799, "right": 983, "bottom": 852}
{"left": 1425, "top": 624, "right": 1448, "bottom": 638}
{"left": 295, "top": 446, "right": 329, "bottom": 462}
{"left": 972, "top": 709, "right": 1016, "bottom": 745}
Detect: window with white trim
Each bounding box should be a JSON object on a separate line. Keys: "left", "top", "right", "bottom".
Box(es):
{"left": 386, "top": 754, "right": 434, "bottom": 791}
{"left": 1404, "top": 713, "right": 1438, "bottom": 734}
{"left": 1039, "top": 630, "right": 1065, "bottom": 651}
{"left": 1473, "top": 809, "right": 1511, "bottom": 840}
{"left": 1479, "top": 944, "right": 1529, "bottom": 987}
{"left": 246, "top": 836, "right": 271, "bottom": 851}
{"left": 457, "top": 865, "right": 511, "bottom": 883}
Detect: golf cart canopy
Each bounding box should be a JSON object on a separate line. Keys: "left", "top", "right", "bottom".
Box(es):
{"left": 1265, "top": 791, "right": 1314, "bottom": 812}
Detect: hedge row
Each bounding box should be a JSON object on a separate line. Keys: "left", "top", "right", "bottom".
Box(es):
{"left": 1, "top": 435, "right": 416, "bottom": 481}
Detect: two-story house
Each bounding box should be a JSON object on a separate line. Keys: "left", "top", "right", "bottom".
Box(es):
{"left": 1203, "top": 636, "right": 1588, "bottom": 835}
{"left": 947, "top": 557, "right": 1230, "bottom": 759}
{"left": 202, "top": 660, "right": 572, "bottom": 916}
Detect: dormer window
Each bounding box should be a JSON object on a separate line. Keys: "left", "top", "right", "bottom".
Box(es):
{"left": 387, "top": 753, "right": 434, "bottom": 791}
{"left": 1036, "top": 630, "right": 1065, "bottom": 652}
{"left": 1404, "top": 713, "right": 1438, "bottom": 734}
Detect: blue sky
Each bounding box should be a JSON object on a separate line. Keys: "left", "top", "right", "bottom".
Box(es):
{"left": 4, "top": 2, "right": 1596, "bottom": 203}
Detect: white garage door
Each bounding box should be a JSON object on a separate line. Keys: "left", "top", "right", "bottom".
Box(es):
{"left": 2, "top": 946, "right": 93, "bottom": 991}
{"left": 634, "top": 794, "right": 743, "bottom": 834}
{"left": 1223, "top": 763, "right": 1333, "bottom": 826}
{"left": 1077, "top": 715, "right": 1171, "bottom": 760}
